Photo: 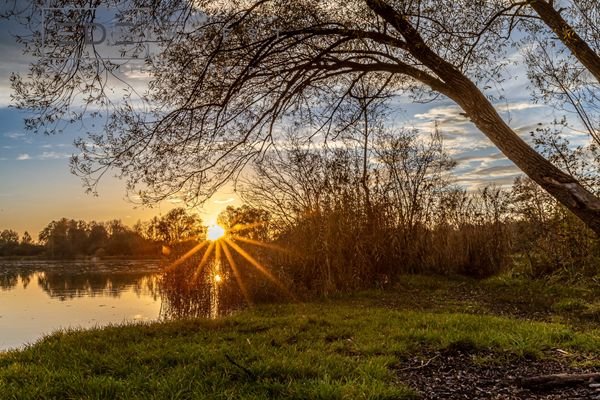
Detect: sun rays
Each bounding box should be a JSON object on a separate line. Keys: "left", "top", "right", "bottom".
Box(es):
{"left": 164, "top": 222, "right": 294, "bottom": 305}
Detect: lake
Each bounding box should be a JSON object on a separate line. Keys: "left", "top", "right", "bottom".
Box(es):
{"left": 0, "top": 260, "right": 163, "bottom": 351}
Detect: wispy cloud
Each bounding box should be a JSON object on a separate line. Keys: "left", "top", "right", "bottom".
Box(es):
{"left": 499, "top": 102, "right": 544, "bottom": 112}
{"left": 213, "top": 197, "right": 234, "bottom": 204}
{"left": 476, "top": 165, "right": 521, "bottom": 176}
{"left": 40, "top": 143, "right": 71, "bottom": 149}
{"left": 414, "top": 106, "right": 469, "bottom": 123}
{"left": 122, "top": 68, "right": 152, "bottom": 80}
{"left": 4, "top": 132, "right": 25, "bottom": 140}
{"left": 39, "top": 151, "right": 70, "bottom": 160}
{"left": 13, "top": 151, "right": 71, "bottom": 161}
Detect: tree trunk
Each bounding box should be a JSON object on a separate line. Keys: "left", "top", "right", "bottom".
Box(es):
{"left": 529, "top": 0, "right": 600, "bottom": 83}
{"left": 444, "top": 74, "right": 600, "bottom": 235}
{"left": 365, "top": 0, "right": 600, "bottom": 236}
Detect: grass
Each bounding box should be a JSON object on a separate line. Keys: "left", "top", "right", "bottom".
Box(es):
{"left": 0, "top": 275, "right": 599, "bottom": 399}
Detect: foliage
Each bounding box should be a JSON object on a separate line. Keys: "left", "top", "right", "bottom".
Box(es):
{"left": 502, "top": 123, "right": 600, "bottom": 279}
{"left": 218, "top": 205, "right": 272, "bottom": 241}
{"left": 1, "top": 208, "right": 205, "bottom": 258}
{"left": 510, "top": 176, "right": 600, "bottom": 279}
{"left": 37, "top": 218, "right": 159, "bottom": 258}
{"left": 0, "top": 229, "right": 44, "bottom": 256}
{"left": 142, "top": 208, "right": 204, "bottom": 245}
{"left": 240, "top": 128, "right": 512, "bottom": 295}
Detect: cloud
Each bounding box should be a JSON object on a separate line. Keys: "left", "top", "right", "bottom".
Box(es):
{"left": 500, "top": 102, "right": 544, "bottom": 112}
{"left": 39, "top": 143, "right": 71, "bottom": 149}
{"left": 13, "top": 151, "right": 71, "bottom": 161}
{"left": 454, "top": 151, "right": 506, "bottom": 163}
{"left": 414, "top": 102, "right": 544, "bottom": 124}
{"left": 39, "top": 151, "right": 70, "bottom": 160}
{"left": 414, "top": 106, "right": 470, "bottom": 124}
{"left": 3, "top": 132, "right": 32, "bottom": 144}
{"left": 4, "top": 132, "right": 25, "bottom": 140}
{"left": 122, "top": 68, "right": 152, "bottom": 80}
{"left": 213, "top": 197, "right": 234, "bottom": 204}
{"left": 476, "top": 165, "right": 521, "bottom": 176}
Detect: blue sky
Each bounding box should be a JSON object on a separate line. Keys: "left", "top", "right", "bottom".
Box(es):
{"left": 0, "top": 5, "right": 589, "bottom": 237}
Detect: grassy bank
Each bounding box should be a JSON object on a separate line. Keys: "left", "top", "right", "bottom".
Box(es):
{"left": 1, "top": 275, "right": 598, "bottom": 399}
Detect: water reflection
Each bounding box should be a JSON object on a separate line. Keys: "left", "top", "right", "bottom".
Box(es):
{"left": 0, "top": 260, "right": 162, "bottom": 350}
{"left": 36, "top": 271, "right": 160, "bottom": 300}
{"left": 0, "top": 258, "right": 253, "bottom": 350}
{"left": 0, "top": 260, "right": 160, "bottom": 298}
{"left": 159, "top": 259, "right": 245, "bottom": 319}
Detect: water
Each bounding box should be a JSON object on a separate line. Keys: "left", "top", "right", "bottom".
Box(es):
{"left": 0, "top": 260, "right": 163, "bottom": 351}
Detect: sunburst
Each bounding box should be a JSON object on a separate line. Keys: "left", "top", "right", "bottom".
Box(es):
{"left": 207, "top": 224, "right": 225, "bottom": 241}
{"left": 164, "top": 222, "right": 294, "bottom": 305}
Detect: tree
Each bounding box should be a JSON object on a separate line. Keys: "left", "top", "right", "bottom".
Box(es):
{"left": 39, "top": 219, "right": 69, "bottom": 257}
{"left": 0, "top": 229, "right": 19, "bottom": 245}
{"left": 21, "top": 231, "right": 33, "bottom": 245}
{"left": 526, "top": 0, "right": 600, "bottom": 83}
{"left": 148, "top": 208, "right": 204, "bottom": 244}
{"left": 217, "top": 205, "right": 271, "bottom": 241}
{"left": 0, "top": 229, "right": 20, "bottom": 256}
{"left": 375, "top": 127, "right": 455, "bottom": 231}
{"left": 87, "top": 222, "right": 109, "bottom": 253}
{"left": 8, "top": 0, "right": 600, "bottom": 234}
{"left": 518, "top": 0, "right": 600, "bottom": 158}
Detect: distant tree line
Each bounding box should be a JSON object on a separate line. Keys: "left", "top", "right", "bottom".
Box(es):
{"left": 0, "top": 229, "right": 43, "bottom": 256}
{"left": 0, "top": 208, "right": 205, "bottom": 258}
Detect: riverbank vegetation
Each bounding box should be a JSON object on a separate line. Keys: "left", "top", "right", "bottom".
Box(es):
{"left": 155, "top": 128, "right": 600, "bottom": 317}
{"left": 1, "top": 275, "right": 598, "bottom": 399}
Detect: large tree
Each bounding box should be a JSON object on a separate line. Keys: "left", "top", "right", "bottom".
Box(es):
{"left": 7, "top": 0, "right": 600, "bottom": 233}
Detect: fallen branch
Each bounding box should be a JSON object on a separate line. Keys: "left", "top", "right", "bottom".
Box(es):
{"left": 517, "top": 373, "right": 600, "bottom": 390}
{"left": 224, "top": 354, "right": 257, "bottom": 380}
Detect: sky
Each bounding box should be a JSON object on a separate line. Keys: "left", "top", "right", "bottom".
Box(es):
{"left": 0, "top": 4, "right": 588, "bottom": 238}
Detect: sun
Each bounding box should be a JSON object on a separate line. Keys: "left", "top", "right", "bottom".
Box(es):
{"left": 163, "top": 220, "right": 295, "bottom": 308}
{"left": 207, "top": 224, "right": 226, "bottom": 241}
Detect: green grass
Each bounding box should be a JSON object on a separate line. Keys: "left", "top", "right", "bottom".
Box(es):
{"left": 1, "top": 275, "right": 599, "bottom": 399}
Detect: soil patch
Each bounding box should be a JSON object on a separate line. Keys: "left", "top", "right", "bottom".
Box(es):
{"left": 398, "top": 348, "right": 599, "bottom": 399}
